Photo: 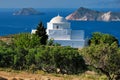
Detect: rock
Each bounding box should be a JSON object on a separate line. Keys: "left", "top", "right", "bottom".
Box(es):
{"left": 66, "top": 7, "right": 120, "bottom": 21}
{"left": 100, "top": 12, "right": 112, "bottom": 21}
{"left": 56, "top": 68, "right": 60, "bottom": 73}
{"left": 100, "top": 11, "right": 120, "bottom": 21}
{"left": 13, "top": 8, "right": 44, "bottom": 15}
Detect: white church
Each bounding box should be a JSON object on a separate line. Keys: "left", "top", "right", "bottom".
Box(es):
{"left": 31, "top": 15, "right": 86, "bottom": 48}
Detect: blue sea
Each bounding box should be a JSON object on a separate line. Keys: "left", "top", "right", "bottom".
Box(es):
{"left": 0, "top": 8, "right": 120, "bottom": 41}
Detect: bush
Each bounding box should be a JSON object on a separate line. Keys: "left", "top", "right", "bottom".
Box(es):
{"left": 34, "top": 46, "right": 86, "bottom": 74}
{"left": 0, "top": 33, "right": 86, "bottom": 75}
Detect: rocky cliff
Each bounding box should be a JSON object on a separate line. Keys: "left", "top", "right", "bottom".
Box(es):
{"left": 66, "top": 7, "right": 120, "bottom": 21}
{"left": 13, "top": 8, "right": 43, "bottom": 15}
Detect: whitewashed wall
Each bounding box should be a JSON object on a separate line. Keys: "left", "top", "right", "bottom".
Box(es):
{"left": 71, "top": 30, "right": 84, "bottom": 40}
{"left": 54, "top": 40, "right": 85, "bottom": 48}
{"left": 48, "top": 29, "right": 71, "bottom": 40}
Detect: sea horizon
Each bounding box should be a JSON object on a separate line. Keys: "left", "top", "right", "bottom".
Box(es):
{"left": 0, "top": 8, "right": 120, "bottom": 42}
{"left": 0, "top": 7, "right": 120, "bottom": 12}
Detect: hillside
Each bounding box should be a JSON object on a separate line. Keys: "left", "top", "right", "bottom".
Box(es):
{"left": 66, "top": 7, "right": 120, "bottom": 21}
{"left": 13, "top": 8, "right": 43, "bottom": 15}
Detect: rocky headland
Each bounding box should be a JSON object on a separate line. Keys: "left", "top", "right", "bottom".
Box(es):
{"left": 66, "top": 7, "right": 120, "bottom": 21}
{"left": 13, "top": 8, "right": 44, "bottom": 15}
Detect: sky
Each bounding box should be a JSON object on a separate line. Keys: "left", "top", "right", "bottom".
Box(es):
{"left": 0, "top": 0, "right": 120, "bottom": 8}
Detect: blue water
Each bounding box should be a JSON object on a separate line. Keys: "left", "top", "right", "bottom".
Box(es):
{"left": 0, "top": 8, "right": 120, "bottom": 41}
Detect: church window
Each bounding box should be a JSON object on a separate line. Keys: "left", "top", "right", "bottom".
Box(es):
{"left": 56, "top": 25, "right": 59, "bottom": 29}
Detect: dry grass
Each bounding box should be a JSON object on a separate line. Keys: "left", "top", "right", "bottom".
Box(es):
{"left": 0, "top": 36, "right": 107, "bottom": 80}
{"left": 0, "top": 36, "right": 12, "bottom": 43}
{"left": 0, "top": 68, "right": 107, "bottom": 80}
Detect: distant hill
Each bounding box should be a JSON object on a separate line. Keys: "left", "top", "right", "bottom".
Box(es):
{"left": 66, "top": 7, "right": 120, "bottom": 21}
{"left": 13, "top": 8, "right": 44, "bottom": 15}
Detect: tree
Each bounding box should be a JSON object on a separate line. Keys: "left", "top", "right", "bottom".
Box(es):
{"left": 81, "top": 42, "right": 120, "bottom": 80}
{"left": 34, "top": 46, "right": 86, "bottom": 74}
{"left": 12, "top": 33, "right": 41, "bottom": 69}
{"left": 35, "top": 22, "right": 48, "bottom": 45}
{"left": 88, "top": 32, "right": 119, "bottom": 46}
{"left": 54, "top": 47, "right": 86, "bottom": 74}
{"left": 0, "top": 40, "right": 14, "bottom": 67}
{"left": 0, "top": 46, "right": 14, "bottom": 67}
{"left": 13, "top": 33, "right": 40, "bottom": 49}
{"left": 25, "top": 48, "right": 36, "bottom": 66}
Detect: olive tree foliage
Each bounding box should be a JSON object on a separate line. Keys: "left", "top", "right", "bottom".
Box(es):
{"left": 35, "top": 46, "right": 86, "bottom": 74}
{"left": 0, "top": 33, "right": 86, "bottom": 74}
{"left": 53, "top": 47, "right": 86, "bottom": 74}
{"left": 88, "top": 32, "right": 119, "bottom": 46}
{"left": 0, "top": 48, "right": 14, "bottom": 67}
{"left": 0, "top": 40, "right": 15, "bottom": 67}
{"left": 81, "top": 32, "right": 120, "bottom": 80}
{"left": 11, "top": 33, "right": 40, "bottom": 69}
{"left": 81, "top": 43, "right": 120, "bottom": 80}
{"left": 12, "top": 33, "right": 40, "bottom": 49}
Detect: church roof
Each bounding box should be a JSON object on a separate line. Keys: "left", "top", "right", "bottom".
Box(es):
{"left": 50, "top": 15, "right": 67, "bottom": 23}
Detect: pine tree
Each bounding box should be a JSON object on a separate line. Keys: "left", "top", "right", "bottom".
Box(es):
{"left": 35, "top": 22, "right": 48, "bottom": 45}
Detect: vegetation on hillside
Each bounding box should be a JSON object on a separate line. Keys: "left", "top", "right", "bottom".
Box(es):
{"left": 0, "top": 22, "right": 120, "bottom": 80}
{"left": 0, "top": 33, "right": 86, "bottom": 74}
{"left": 0, "top": 22, "right": 86, "bottom": 74}
{"left": 81, "top": 32, "right": 120, "bottom": 80}
{"left": 88, "top": 32, "right": 119, "bottom": 46}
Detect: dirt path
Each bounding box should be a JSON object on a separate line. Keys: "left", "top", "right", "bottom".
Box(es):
{"left": 0, "top": 70, "right": 101, "bottom": 80}
{"left": 0, "top": 71, "right": 64, "bottom": 80}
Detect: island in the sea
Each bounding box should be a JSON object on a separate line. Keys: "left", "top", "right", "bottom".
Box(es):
{"left": 13, "top": 8, "right": 44, "bottom": 15}
{"left": 66, "top": 7, "right": 120, "bottom": 21}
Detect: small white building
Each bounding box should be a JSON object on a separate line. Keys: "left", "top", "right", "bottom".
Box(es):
{"left": 32, "top": 15, "right": 86, "bottom": 48}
